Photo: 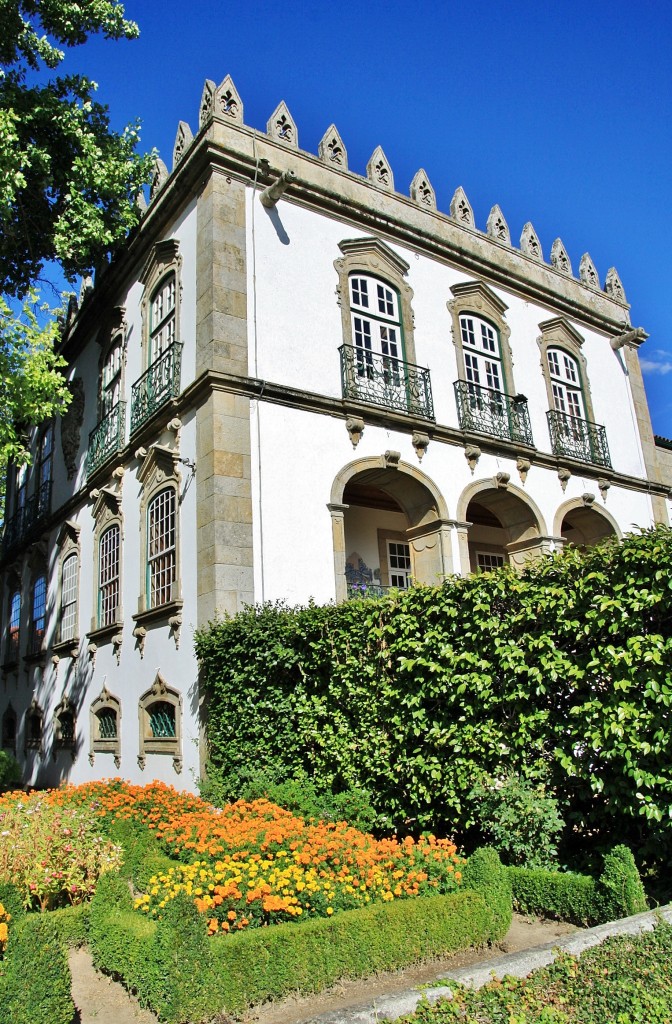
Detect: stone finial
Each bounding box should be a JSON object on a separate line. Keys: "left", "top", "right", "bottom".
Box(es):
{"left": 410, "top": 169, "right": 436, "bottom": 210}
{"left": 149, "top": 157, "right": 169, "bottom": 202}
{"left": 172, "top": 121, "right": 193, "bottom": 169}
{"left": 605, "top": 267, "right": 626, "bottom": 303}
{"left": 412, "top": 430, "right": 430, "bottom": 461}
{"left": 366, "top": 146, "right": 394, "bottom": 191}
{"left": 516, "top": 456, "right": 531, "bottom": 484}
{"left": 345, "top": 416, "right": 364, "bottom": 448}
{"left": 318, "top": 124, "right": 348, "bottom": 169}
{"left": 450, "top": 186, "right": 474, "bottom": 228}
{"left": 135, "top": 190, "right": 148, "bottom": 214}
{"left": 215, "top": 74, "right": 243, "bottom": 123}
{"left": 520, "top": 222, "right": 543, "bottom": 261}
{"left": 199, "top": 79, "right": 216, "bottom": 128}
{"left": 558, "top": 467, "right": 571, "bottom": 491}
{"left": 551, "top": 238, "right": 572, "bottom": 276}
{"left": 464, "top": 444, "right": 481, "bottom": 473}
{"left": 598, "top": 477, "right": 611, "bottom": 502}
{"left": 267, "top": 101, "right": 298, "bottom": 148}
{"left": 579, "top": 253, "right": 600, "bottom": 290}
{"left": 486, "top": 205, "right": 510, "bottom": 245}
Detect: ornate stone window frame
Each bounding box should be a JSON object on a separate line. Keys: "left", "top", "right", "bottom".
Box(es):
{"left": 134, "top": 446, "right": 183, "bottom": 629}
{"left": 53, "top": 697, "right": 77, "bottom": 758}
{"left": 89, "top": 686, "right": 121, "bottom": 768}
{"left": 89, "top": 486, "right": 124, "bottom": 649}
{"left": 54, "top": 521, "right": 81, "bottom": 656}
{"left": 334, "top": 237, "right": 418, "bottom": 366}
{"left": 537, "top": 318, "right": 596, "bottom": 424}
{"left": 448, "top": 280, "right": 515, "bottom": 393}
{"left": 96, "top": 307, "right": 127, "bottom": 422}
{"left": 140, "top": 240, "right": 182, "bottom": 372}
{"left": 138, "top": 671, "right": 182, "bottom": 773}
{"left": 25, "top": 698, "right": 43, "bottom": 753}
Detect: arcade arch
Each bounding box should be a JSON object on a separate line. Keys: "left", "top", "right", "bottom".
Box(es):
{"left": 456, "top": 480, "right": 551, "bottom": 574}
{"left": 554, "top": 499, "right": 620, "bottom": 548}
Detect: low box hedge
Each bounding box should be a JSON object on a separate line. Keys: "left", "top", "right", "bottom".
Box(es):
{"left": 0, "top": 912, "right": 74, "bottom": 1024}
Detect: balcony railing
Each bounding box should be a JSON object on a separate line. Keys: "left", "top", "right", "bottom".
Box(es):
{"left": 1, "top": 480, "right": 52, "bottom": 559}
{"left": 86, "top": 402, "right": 126, "bottom": 478}
{"left": 547, "top": 410, "right": 612, "bottom": 468}
{"left": 130, "top": 342, "right": 183, "bottom": 434}
{"left": 339, "top": 345, "right": 435, "bottom": 420}
{"left": 454, "top": 380, "right": 534, "bottom": 446}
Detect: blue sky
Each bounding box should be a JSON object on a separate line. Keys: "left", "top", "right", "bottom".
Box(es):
{"left": 69, "top": 0, "right": 672, "bottom": 436}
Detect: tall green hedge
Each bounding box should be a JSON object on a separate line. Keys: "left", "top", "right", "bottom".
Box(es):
{"left": 196, "top": 527, "right": 672, "bottom": 888}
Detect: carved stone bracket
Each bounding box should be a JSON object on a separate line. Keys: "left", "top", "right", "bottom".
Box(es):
{"left": 51, "top": 654, "right": 60, "bottom": 668}
{"left": 582, "top": 492, "right": 596, "bottom": 507}
{"left": 114, "top": 754, "right": 121, "bottom": 769}
{"left": 133, "top": 626, "right": 147, "bottom": 658}
{"left": 464, "top": 444, "right": 481, "bottom": 474}
{"left": 169, "top": 613, "right": 182, "bottom": 650}
{"left": 597, "top": 478, "right": 611, "bottom": 502}
{"left": 384, "top": 450, "right": 401, "bottom": 469}
{"left": 137, "top": 754, "right": 146, "bottom": 771}
{"left": 112, "top": 632, "right": 123, "bottom": 665}
{"left": 87, "top": 643, "right": 97, "bottom": 666}
{"left": 88, "top": 751, "right": 95, "bottom": 767}
{"left": 495, "top": 472, "right": 510, "bottom": 489}
{"left": 558, "top": 467, "right": 571, "bottom": 491}
{"left": 516, "top": 457, "right": 531, "bottom": 485}
{"left": 412, "top": 431, "right": 430, "bottom": 462}
{"left": 173, "top": 756, "right": 183, "bottom": 775}
{"left": 345, "top": 416, "right": 364, "bottom": 448}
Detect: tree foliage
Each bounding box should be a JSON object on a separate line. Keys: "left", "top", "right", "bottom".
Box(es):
{"left": 196, "top": 528, "right": 672, "bottom": 894}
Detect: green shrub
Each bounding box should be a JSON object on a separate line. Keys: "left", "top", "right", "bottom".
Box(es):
{"left": 149, "top": 893, "right": 214, "bottom": 1023}
{"left": 509, "top": 865, "right": 597, "bottom": 925}
{"left": 0, "top": 881, "right": 25, "bottom": 923}
{"left": 468, "top": 773, "right": 564, "bottom": 869}
{"left": 0, "top": 914, "right": 73, "bottom": 1024}
{"left": 0, "top": 751, "right": 21, "bottom": 790}
{"left": 598, "top": 844, "right": 648, "bottom": 920}
{"left": 462, "top": 847, "right": 512, "bottom": 941}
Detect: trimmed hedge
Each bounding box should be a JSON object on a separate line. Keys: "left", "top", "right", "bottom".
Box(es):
{"left": 89, "top": 877, "right": 500, "bottom": 1022}
{"left": 462, "top": 847, "right": 512, "bottom": 941}
{"left": 509, "top": 844, "right": 648, "bottom": 926}
{"left": 0, "top": 913, "right": 73, "bottom": 1024}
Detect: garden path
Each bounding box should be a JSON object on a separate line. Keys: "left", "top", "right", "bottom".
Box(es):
{"left": 68, "top": 914, "right": 579, "bottom": 1024}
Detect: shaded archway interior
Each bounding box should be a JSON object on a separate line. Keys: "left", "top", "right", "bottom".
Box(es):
{"left": 561, "top": 506, "right": 617, "bottom": 547}
{"left": 466, "top": 489, "right": 542, "bottom": 572}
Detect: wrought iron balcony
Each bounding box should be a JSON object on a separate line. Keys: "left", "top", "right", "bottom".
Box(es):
{"left": 87, "top": 402, "right": 126, "bottom": 478}
{"left": 339, "top": 345, "right": 435, "bottom": 420}
{"left": 547, "top": 410, "right": 612, "bottom": 468}
{"left": 454, "top": 380, "right": 534, "bottom": 446}
{"left": 130, "top": 342, "right": 183, "bottom": 434}
{"left": 1, "top": 480, "right": 52, "bottom": 559}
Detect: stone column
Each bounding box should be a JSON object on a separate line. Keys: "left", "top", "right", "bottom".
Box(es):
{"left": 327, "top": 503, "right": 348, "bottom": 603}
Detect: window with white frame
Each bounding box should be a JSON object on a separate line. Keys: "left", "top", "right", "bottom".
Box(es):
{"left": 147, "top": 487, "right": 176, "bottom": 608}
{"left": 101, "top": 336, "right": 123, "bottom": 418}
{"left": 29, "top": 572, "right": 47, "bottom": 655}
{"left": 99, "top": 525, "right": 121, "bottom": 628}
{"left": 38, "top": 424, "right": 54, "bottom": 491}
{"left": 477, "top": 552, "right": 505, "bottom": 572}
{"left": 150, "top": 274, "right": 176, "bottom": 363}
{"left": 460, "top": 315, "right": 503, "bottom": 395}
{"left": 350, "top": 273, "right": 403, "bottom": 384}
{"left": 60, "top": 553, "right": 79, "bottom": 642}
{"left": 387, "top": 540, "right": 412, "bottom": 589}
{"left": 547, "top": 348, "right": 585, "bottom": 420}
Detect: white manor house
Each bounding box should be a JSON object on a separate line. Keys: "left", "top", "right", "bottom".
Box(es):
{"left": 1, "top": 76, "right": 671, "bottom": 789}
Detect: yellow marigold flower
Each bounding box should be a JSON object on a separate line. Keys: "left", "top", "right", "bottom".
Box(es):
{"left": 326, "top": 907, "right": 334, "bottom": 915}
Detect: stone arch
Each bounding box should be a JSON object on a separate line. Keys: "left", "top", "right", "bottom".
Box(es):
{"left": 553, "top": 499, "right": 621, "bottom": 547}
{"left": 456, "top": 478, "right": 550, "bottom": 574}
{"left": 329, "top": 456, "right": 452, "bottom": 601}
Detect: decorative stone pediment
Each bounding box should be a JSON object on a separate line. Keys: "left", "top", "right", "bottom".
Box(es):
{"left": 449, "top": 279, "right": 509, "bottom": 320}
{"left": 90, "top": 486, "right": 122, "bottom": 522}
{"left": 550, "top": 238, "right": 572, "bottom": 276}
{"left": 410, "top": 169, "right": 436, "bottom": 210}
{"left": 140, "top": 239, "right": 180, "bottom": 287}
{"left": 215, "top": 74, "right": 243, "bottom": 123}
{"left": 96, "top": 306, "right": 126, "bottom": 345}
{"left": 172, "top": 121, "right": 193, "bottom": 169}
{"left": 60, "top": 376, "right": 85, "bottom": 480}
{"left": 267, "top": 101, "right": 298, "bottom": 148}
{"left": 318, "top": 124, "right": 348, "bottom": 169}
{"left": 337, "top": 236, "right": 410, "bottom": 278}
{"left": 486, "top": 205, "right": 510, "bottom": 245}
{"left": 520, "top": 222, "right": 543, "bottom": 261}
{"left": 579, "top": 253, "right": 600, "bottom": 290}
{"left": 450, "top": 186, "right": 474, "bottom": 228}
{"left": 149, "top": 158, "right": 169, "bottom": 202}
{"left": 605, "top": 267, "right": 626, "bottom": 303}
{"left": 56, "top": 520, "right": 80, "bottom": 547}
{"left": 366, "top": 146, "right": 394, "bottom": 191}
{"left": 199, "top": 79, "right": 216, "bottom": 128}
{"left": 537, "top": 317, "right": 585, "bottom": 351}
{"left": 136, "top": 444, "right": 181, "bottom": 490}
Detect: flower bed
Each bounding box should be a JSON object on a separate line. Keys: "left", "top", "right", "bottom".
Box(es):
{"left": 5, "top": 780, "right": 464, "bottom": 934}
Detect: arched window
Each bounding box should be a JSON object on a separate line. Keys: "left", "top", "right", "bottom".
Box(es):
{"left": 29, "top": 572, "right": 47, "bottom": 656}
{"left": 150, "top": 274, "right": 176, "bottom": 363}
{"left": 90, "top": 688, "right": 121, "bottom": 765}
{"left": 60, "top": 552, "right": 79, "bottom": 643}
{"left": 98, "top": 525, "right": 121, "bottom": 628}
{"left": 7, "top": 588, "right": 20, "bottom": 663}
{"left": 147, "top": 487, "right": 177, "bottom": 609}
{"left": 138, "top": 673, "right": 182, "bottom": 773}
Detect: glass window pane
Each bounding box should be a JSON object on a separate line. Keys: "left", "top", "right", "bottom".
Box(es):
{"left": 61, "top": 554, "right": 78, "bottom": 642}
{"left": 148, "top": 489, "right": 176, "bottom": 608}
{"left": 99, "top": 526, "right": 120, "bottom": 627}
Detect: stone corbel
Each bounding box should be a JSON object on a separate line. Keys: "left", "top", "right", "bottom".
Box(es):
{"left": 345, "top": 416, "right": 365, "bottom": 448}
{"left": 137, "top": 753, "right": 146, "bottom": 771}
{"left": 464, "top": 444, "right": 481, "bottom": 474}
{"left": 597, "top": 477, "right": 611, "bottom": 502}
{"left": 495, "top": 472, "right": 510, "bottom": 489}
{"left": 133, "top": 626, "right": 147, "bottom": 658}
{"left": 135, "top": 446, "right": 148, "bottom": 462}
{"left": 169, "top": 613, "right": 182, "bottom": 650}
{"left": 112, "top": 632, "right": 123, "bottom": 665}
{"left": 114, "top": 754, "right": 121, "bottom": 769}
{"left": 51, "top": 654, "right": 60, "bottom": 668}
{"left": 412, "top": 431, "right": 430, "bottom": 462}
{"left": 88, "top": 751, "right": 95, "bottom": 767}
{"left": 558, "top": 467, "right": 571, "bottom": 492}
{"left": 582, "top": 492, "right": 596, "bottom": 508}
{"left": 516, "top": 457, "right": 531, "bottom": 485}
{"left": 87, "top": 642, "right": 97, "bottom": 665}
{"left": 172, "top": 755, "right": 183, "bottom": 775}
{"left": 384, "top": 450, "right": 401, "bottom": 469}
